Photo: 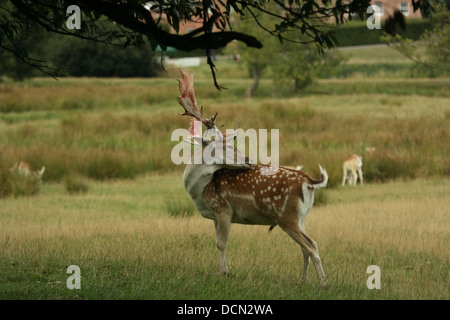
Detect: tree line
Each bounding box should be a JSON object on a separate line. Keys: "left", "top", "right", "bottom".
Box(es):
{"left": 0, "top": 29, "right": 161, "bottom": 80}
{"left": 1, "top": 0, "right": 440, "bottom": 87}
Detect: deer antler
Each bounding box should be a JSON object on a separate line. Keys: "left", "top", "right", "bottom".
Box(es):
{"left": 178, "top": 68, "right": 217, "bottom": 130}
{"left": 183, "top": 118, "right": 201, "bottom": 145}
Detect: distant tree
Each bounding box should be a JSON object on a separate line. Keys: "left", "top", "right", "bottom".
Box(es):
{"left": 233, "top": 8, "right": 344, "bottom": 96}
{"left": 271, "top": 42, "right": 345, "bottom": 94}
{"left": 385, "top": 5, "right": 450, "bottom": 76}
{"left": 231, "top": 7, "right": 278, "bottom": 97}
{"left": 51, "top": 36, "right": 160, "bottom": 77}
{"left": 0, "top": 50, "right": 33, "bottom": 80}
{"left": 0, "top": 28, "right": 48, "bottom": 80}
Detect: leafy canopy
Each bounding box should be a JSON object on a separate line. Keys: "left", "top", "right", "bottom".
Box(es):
{"left": 0, "top": 0, "right": 440, "bottom": 86}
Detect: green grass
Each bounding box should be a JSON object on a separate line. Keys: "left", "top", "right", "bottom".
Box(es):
{"left": 164, "top": 193, "right": 196, "bottom": 217}
{"left": 0, "top": 175, "right": 448, "bottom": 299}
{"left": 339, "top": 45, "right": 410, "bottom": 64}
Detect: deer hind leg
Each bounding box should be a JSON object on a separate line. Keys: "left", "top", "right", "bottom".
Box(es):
{"left": 214, "top": 213, "right": 232, "bottom": 275}
{"left": 357, "top": 167, "right": 363, "bottom": 186}
{"left": 279, "top": 223, "right": 328, "bottom": 288}
{"left": 299, "top": 219, "right": 309, "bottom": 284}
{"left": 347, "top": 171, "right": 354, "bottom": 186}
{"left": 301, "top": 247, "right": 310, "bottom": 284}
{"left": 351, "top": 169, "right": 358, "bottom": 186}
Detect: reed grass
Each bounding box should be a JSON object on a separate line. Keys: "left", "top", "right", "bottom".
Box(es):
{"left": 0, "top": 76, "right": 449, "bottom": 187}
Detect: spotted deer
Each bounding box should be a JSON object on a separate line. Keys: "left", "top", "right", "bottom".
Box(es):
{"left": 342, "top": 154, "right": 363, "bottom": 186}
{"left": 10, "top": 161, "right": 45, "bottom": 183}
{"left": 177, "top": 69, "right": 329, "bottom": 288}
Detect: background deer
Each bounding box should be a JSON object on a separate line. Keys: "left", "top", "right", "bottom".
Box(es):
{"left": 342, "top": 155, "right": 363, "bottom": 186}
{"left": 365, "top": 147, "right": 376, "bottom": 156}
{"left": 10, "top": 161, "right": 45, "bottom": 183}
{"left": 177, "top": 69, "right": 329, "bottom": 288}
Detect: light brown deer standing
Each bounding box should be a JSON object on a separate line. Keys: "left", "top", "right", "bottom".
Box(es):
{"left": 342, "top": 154, "right": 363, "bottom": 186}
{"left": 177, "top": 69, "right": 329, "bottom": 288}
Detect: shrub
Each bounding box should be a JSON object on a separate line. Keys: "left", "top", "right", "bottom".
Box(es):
{"left": 363, "top": 152, "right": 421, "bottom": 183}
{"left": 82, "top": 150, "right": 138, "bottom": 180}
{"left": 63, "top": 175, "right": 89, "bottom": 195}
{"left": 0, "top": 168, "right": 12, "bottom": 199}
{"left": 0, "top": 157, "right": 43, "bottom": 198}
{"left": 6, "top": 171, "right": 41, "bottom": 197}
{"left": 51, "top": 36, "right": 161, "bottom": 78}
{"left": 333, "top": 19, "right": 434, "bottom": 47}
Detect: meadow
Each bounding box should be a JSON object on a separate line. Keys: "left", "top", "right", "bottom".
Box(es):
{"left": 0, "top": 175, "right": 448, "bottom": 299}
{"left": 0, "top": 46, "right": 449, "bottom": 300}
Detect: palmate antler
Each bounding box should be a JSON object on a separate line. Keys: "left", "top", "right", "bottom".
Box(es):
{"left": 178, "top": 68, "right": 217, "bottom": 131}
{"left": 178, "top": 68, "right": 242, "bottom": 145}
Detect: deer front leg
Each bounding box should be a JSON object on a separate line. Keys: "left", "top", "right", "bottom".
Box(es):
{"left": 357, "top": 167, "right": 363, "bottom": 186}
{"left": 214, "top": 213, "right": 232, "bottom": 275}
{"left": 351, "top": 169, "right": 358, "bottom": 186}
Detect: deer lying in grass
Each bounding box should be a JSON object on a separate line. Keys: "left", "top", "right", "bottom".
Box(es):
{"left": 342, "top": 155, "right": 363, "bottom": 186}
{"left": 10, "top": 161, "right": 45, "bottom": 183}
{"left": 177, "top": 69, "right": 329, "bottom": 288}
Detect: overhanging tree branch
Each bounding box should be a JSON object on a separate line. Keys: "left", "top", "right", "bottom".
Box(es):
{"left": 2, "top": 0, "right": 440, "bottom": 86}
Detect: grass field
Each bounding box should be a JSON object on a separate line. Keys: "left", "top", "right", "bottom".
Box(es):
{"left": 0, "top": 45, "right": 449, "bottom": 300}
{"left": 0, "top": 175, "right": 448, "bottom": 299}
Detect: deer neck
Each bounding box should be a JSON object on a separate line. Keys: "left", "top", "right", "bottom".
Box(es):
{"left": 183, "top": 163, "right": 222, "bottom": 200}
{"left": 183, "top": 163, "right": 223, "bottom": 218}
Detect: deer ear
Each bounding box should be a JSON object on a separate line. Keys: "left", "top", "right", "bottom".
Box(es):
{"left": 38, "top": 166, "right": 45, "bottom": 177}
{"left": 192, "top": 137, "right": 210, "bottom": 147}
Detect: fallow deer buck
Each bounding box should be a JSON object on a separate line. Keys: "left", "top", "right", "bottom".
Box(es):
{"left": 342, "top": 155, "right": 363, "bottom": 186}
{"left": 177, "top": 69, "right": 329, "bottom": 288}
